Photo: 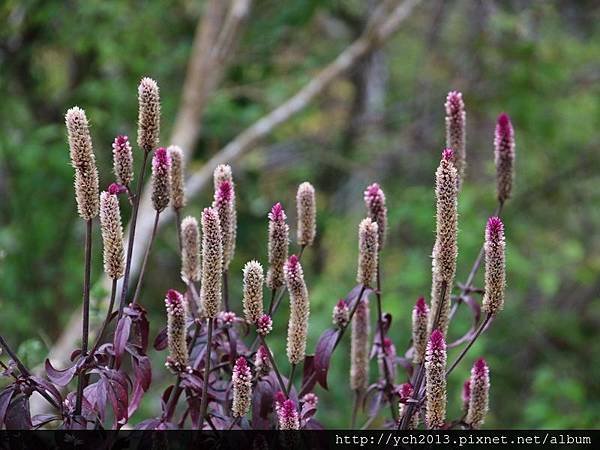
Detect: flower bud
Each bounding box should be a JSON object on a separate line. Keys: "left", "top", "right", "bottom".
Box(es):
{"left": 242, "top": 260, "right": 264, "bottom": 324}
{"left": 494, "top": 113, "right": 515, "bottom": 203}
{"left": 483, "top": 217, "right": 506, "bottom": 315}
{"left": 213, "top": 165, "right": 236, "bottom": 269}
{"left": 232, "top": 357, "right": 252, "bottom": 418}
{"left": 100, "top": 190, "right": 124, "bottom": 279}
{"left": 254, "top": 345, "right": 270, "bottom": 376}
{"left": 277, "top": 399, "right": 300, "bottom": 430}
{"left": 332, "top": 299, "right": 350, "bottom": 329}
{"left": 350, "top": 297, "right": 370, "bottom": 391}
{"left": 425, "top": 329, "right": 447, "bottom": 429}
{"left": 445, "top": 91, "right": 466, "bottom": 184}
{"left": 356, "top": 218, "right": 379, "bottom": 287}
{"left": 412, "top": 297, "right": 429, "bottom": 364}
{"left": 466, "top": 358, "right": 490, "bottom": 429}
{"left": 168, "top": 145, "right": 186, "bottom": 210}
{"left": 180, "top": 216, "right": 201, "bottom": 283}
{"left": 137, "top": 77, "right": 160, "bottom": 152}
{"left": 364, "top": 183, "right": 388, "bottom": 248}
{"left": 266, "top": 203, "right": 289, "bottom": 290}
{"left": 165, "top": 289, "right": 188, "bottom": 372}
{"left": 112, "top": 135, "right": 134, "bottom": 186}
{"left": 151, "top": 147, "right": 171, "bottom": 212}
{"left": 296, "top": 182, "right": 316, "bottom": 247}
{"left": 284, "top": 255, "right": 310, "bottom": 365}
{"left": 256, "top": 314, "right": 273, "bottom": 336}
{"left": 200, "top": 207, "right": 223, "bottom": 318}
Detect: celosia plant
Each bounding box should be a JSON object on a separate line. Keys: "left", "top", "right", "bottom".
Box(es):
{"left": 0, "top": 82, "right": 512, "bottom": 431}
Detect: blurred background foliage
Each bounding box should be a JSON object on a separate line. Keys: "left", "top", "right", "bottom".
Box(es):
{"left": 1, "top": 0, "right": 599, "bottom": 428}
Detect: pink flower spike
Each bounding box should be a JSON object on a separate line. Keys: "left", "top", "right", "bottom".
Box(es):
{"left": 442, "top": 148, "right": 454, "bottom": 162}
{"left": 415, "top": 297, "right": 428, "bottom": 316}
{"left": 269, "top": 202, "right": 286, "bottom": 222}
{"left": 108, "top": 183, "right": 126, "bottom": 195}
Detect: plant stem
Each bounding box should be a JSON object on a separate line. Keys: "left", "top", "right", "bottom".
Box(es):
{"left": 351, "top": 390, "right": 361, "bottom": 429}
{"left": 375, "top": 261, "right": 393, "bottom": 394}
{"left": 0, "top": 335, "right": 30, "bottom": 377}
{"left": 286, "top": 364, "right": 296, "bottom": 395}
{"left": 198, "top": 318, "right": 214, "bottom": 430}
{"left": 164, "top": 377, "right": 182, "bottom": 421}
{"left": 75, "top": 218, "right": 92, "bottom": 417}
{"left": 446, "top": 313, "right": 492, "bottom": 376}
{"left": 131, "top": 211, "right": 160, "bottom": 305}
{"left": 258, "top": 335, "right": 287, "bottom": 394}
{"left": 88, "top": 278, "right": 118, "bottom": 358}
{"left": 119, "top": 150, "right": 150, "bottom": 315}
{"left": 175, "top": 208, "right": 183, "bottom": 254}
{"left": 223, "top": 270, "right": 229, "bottom": 311}
{"left": 267, "top": 288, "right": 277, "bottom": 315}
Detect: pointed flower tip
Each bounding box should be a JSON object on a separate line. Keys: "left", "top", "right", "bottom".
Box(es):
{"left": 257, "top": 314, "right": 273, "bottom": 336}
{"left": 365, "top": 182, "right": 382, "bottom": 198}
{"left": 281, "top": 399, "right": 296, "bottom": 418}
{"left": 107, "top": 183, "right": 124, "bottom": 195}
{"left": 269, "top": 202, "right": 286, "bottom": 222}
{"left": 288, "top": 254, "right": 299, "bottom": 269}
{"left": 153, "top": 147, "right": 170, "bottom": 168}
{"left": 474, "top": 358, "right": 488, "bottom": 375}
{"left": 234, "top": 356, "right": 248, "bottom": 370}
{"left": 166, "top": 289, "right": 182, "bottom": 305}
{"left": 113, "top": 135, "right": 129, "bottom": 148}
{"left": 497, "top": 112, "right": 511, "bottom": 130}
{"left": 486, "top": 216, "right": 504, "bottom": 237}
{"left": 274, "top": 390, "right": 286, "bottom": 406}
{"left": 415, "top": 296, "right": 428, "bottom": 315}
{"left": 399, "top": 382, "right": 414, "bottom": 399}
{"left": 442, "top": 148, "right": 454, "bottom": 162}
{"left": 429, "top": 329, "right": 446, "bottom": 350}
{"left": 445, "top": 90, "right": 464, "bottom": 111}
{"left": 336, "top": 299, "right": 346, "bottom": 308}
{"left": 217, "top": 180, "right": 233, "bottom": 201}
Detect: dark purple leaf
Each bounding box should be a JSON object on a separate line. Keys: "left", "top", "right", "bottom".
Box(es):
{"left": 4, "top": 394, "right": 32, "bottom": 430}
{"left": 32, "top": 414, "right": 60, "bottom": 429}
{"left": 370, "top": 313, "right": 392, "bottom": 359}
{"left": 135, "top": 418, "right": 162, "bottom": 430}
{"left": 44, "top": 359, "right": 77, "bottom": 387}
{"left": 304, "top": 418, "right": 324, "bottom": 430}
{"left": 84, "top": 380, "right": 107, "bottom": 422}
{"left": 0, "top": 387, "right": 15, "bottom": 427}
{"left": 30, "top": 376, "right": 62, "bottom": 407}
{"left": 313, "top": 328, "right": 340, "bottom": 390}
{"left": 300, "top": 402, "right": 317, "bottom": 422}
{"left": 113, "top": 315, "right": 132, "bottom": 369}
{"left": 128, "top": 355, "right": 151, "bottom": 417}
{"left": 161, "top": 385, "right": 174, "bottom": 412}
{"left": 153, "top": 326, "right": 168, "bottom": 351}
{"left": 70, "top": 349, "right": 82, "bottom": 362}
{"left": 99, "top": 369, "right": 129, "bottom": 427}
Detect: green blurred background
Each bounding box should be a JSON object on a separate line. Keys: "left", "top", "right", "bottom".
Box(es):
{"left": 1, "top": 0, "right": 599, "bottom": 428}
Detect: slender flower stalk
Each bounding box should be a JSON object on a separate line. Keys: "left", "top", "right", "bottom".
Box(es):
{"left": 112, "top": 135, "right": 134, "bottom": 187}
{"left": 180, "top": 216, "right": 201, "bottom": 284}
{"left": 165, "top": 289, "right": 188, "bottom": 372}
{"left": 137, "top": 77, "right": 160, "bottom": 152}
{"left": 284, "top": 255, "right": 310, "bottom": 365}
{"left": 277, "top": 399, "right": 300, "bottom": 430}
{"left": 350, "top": 297, "right": 370, "bottom": 391}
{"left": 356, "top": 218, "right": 379, "bottom": 287}
{"left": 231, "top": 357, "right": 252, "bottom": 418}
{"left": 482, "top": 217, "right": 506, "bottom": 315}
{"left": 412, "top": 297, "right": 429, "bottom": 364}
{"left": 100, "top": 186, "right": 125, "bottom": 279}
{"left": 200, "top": 207, "right": 223, "bottom": 319}
{"left": 397, "top": 383, "right": 419, "bottom": 429}
{"left": 494, "top": 113, "right": 515, "bottom": 204}
{"left": 213, "top": 165, "right": 237, "bottom": 270}
{"left": 364, "top": 183, "right": 387, "bottom": 248}
{"left": 429, "top": 149, "right": 459, "bottom": 336}
{"left": 168, "top": 145, "right": 186, "bottom": 211}
{"left": 151, "top": 147, "right": 171, "bottom": 212}
{"left": 266, "top": 203, "right": 289, "bottom": 291}
{"left": 445, "top": 91, "right": 466, "bottom": 185}
{"left": 466, "top": 358, "right": 490, "bottom": 429}
{"left": 243, "top": 261, "right": 264, "bottom": 324}
{"left": 425, "top": 329, "right": 447, "bottom": 429}
{"left": 296, "top": 182, "right": 316, "bottom": 247}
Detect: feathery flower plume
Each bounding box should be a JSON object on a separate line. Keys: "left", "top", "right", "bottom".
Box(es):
{"left": 99, "top": 189, "right": 124, "bottom": 279}
{"left": 256, "top": 314, "right": 273, "bottom": 336}
{"left": 425, "top": 329, "right": 447, "bottom": 429}
{"left": 168, "top": 145, "right": 186, "bottom": 210}
{"left": 151, "top": 147, "right": 171, "bottom": 212}
{"left": 462, "top": 379, "right": 471, "bottom": 413}
{"left": 165, "top": 289, "right": 188, "bottom": 372}
{"left": 466, "top": 358, "right": 490, "bottom": 429}
{"left": 494, "top": 113, "right": 515, "bottom": 203}
{"left": 254, "top": 345, "right": 270, "bottom": 376}
{"left": 213, "top": 165, "right": 237, "bottom": 269}
{"left": 137, "top": 77, "right": 160, "bottom": 152}
{"left": 364, "top": 183, "right": 388, "bottom": 248}
{"left": 180, "top": 216, "right": 200, "bottom": 283}
{"left": 242, "top": 260, "right": 264, "bottom": 324}
{"left": 232, "top": 357, "right": 252, "bottom": 418}
{"left": 445, "top": 91, "right": 466, "bottom": 184}
{"left": 284, "top": 255, "right": 310, "bottom": 365}
{"left": 332, "top": 299, "right": 350, "bottom": 329}
{"left": 266, "top": 203, "right": 289, "bottom": 290}
{"left": 398, "top": 383, "right": 419, "bottom": 429}
{"left": 200, "top": 207, "right": 223, "bottom": 318}
{"left": 296, "top": 182, "right": 316, "bottom": 247}
{"left": 428, "top": 149, "right": 459, "bottom": 336}
{"left": 278, "top": 399, "right": 300, "bottom": 430}
{"left": 350, "top": 297, "right": 370, "bottom": 391}
{"left": 412, "top": 297, "right": 429, "bottom": 364}
{"left": 65, "top": 107, "right": 99, "bottom": 220}
{"left": 112, "top": 135, "right": 134, "bottom": 186}
{"left": 483, "top": 217, "right": 506, "bottom": 315}
{"left": 356, "top": 218, "right": 379, "bottom": 287}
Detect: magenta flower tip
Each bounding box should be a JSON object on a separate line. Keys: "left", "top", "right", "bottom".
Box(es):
{"left": 442, "top": 148, "right": 454, "bottom": 162}
{"left": 365, "top": 183, "right": 382, "bottom": 199}
{"left": 235, "top": 356, "right": 248, "bottom": 370}
{"left": 415, "top": 296, "right": 428, "bottom": 315}
{"left": 274, "top": 390, "right": 286, "bottom": 407}
{"left": 445, "top": 90, "right": 463, "bottom": 110}
{"left": 152, "top": 147, "right": 170, "bottom": 168}
{"left": 107, "top": 183, "right": 124, "bottom": 195}
{"left": 288, "top": 254, "right": 299, "bottom": 269}
{"left": 336, "top": 299, "right": 346, "bottom": 308}
{"left": 269, "top": 202, "right": 286, "bottom": 222}
{"left": 486, "top": 216, "right": 504, "bottom": 237}
{"left": 462, "top": 379, "right": 471, "bottom": 402}
{"left": 399, "top": 382, "right": 414, "bottom": 399}
{"left": 429, "top": 329, "right": 446, "bottom": 350}
{"left": 281, "top": 399, "right": 297, "bottom": 418}
{"left": 166, "top": 289, "right": 182, "bottom": 305}
{"left": 217, "top": 180, "right": 233, "bottom": 202}
{"left": 474, "top": 358, "right": 488, "bottom": 375}
{"left": 113, "top": 135, "right": 129, "bottom": 149}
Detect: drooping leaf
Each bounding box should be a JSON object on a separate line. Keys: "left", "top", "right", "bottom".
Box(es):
{"left": 312, "top": 328, "right": 340, "bottom": 390}
{"left": 4, "top": 394, "right": 32, "bottom": 430}
{"left": 0, "top": 387, "right": 15, "bottom": 428}
{"left": 44, "top": 359, "right": 77, "bottom": 387}
{"left": 113, "top": 315, "right": 132, "bottom": 369}
{"left": 128, "top": 355, "right": 151, "bottom": 417}
{"left": 153, "top": 326, "right": 168, "bottom": 351}
{"left": 99, "top": 369, "right": 129, "bottom": 427}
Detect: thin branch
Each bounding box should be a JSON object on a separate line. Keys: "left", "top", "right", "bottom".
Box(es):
{"left": 286, "top": 364, "right": 296, "bottom": 395}
{"left": 258, "top": 335, "right": 287, "bottom": 395}
{"left": 198, "top": 318, "right": 214, "bottom": 429}
{"left": 446, "top": 314, "right": 492, "bottom": 376}
{"left": 131, "top": 211, "right": 161, "bottom": 305}
{"left": 88, "top": 278, "right": 118, "bottom": 358}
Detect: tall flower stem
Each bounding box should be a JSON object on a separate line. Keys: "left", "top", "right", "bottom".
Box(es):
{"left": 119, "top": 150, "right": 150, "bottom": 315}
{"left": 198, "top": 318, "right": 214, "bottom": 429}
{"left": 75, "top": 218, "right": 93, "bottom": 417}
{"left": 88, "top": 279, "right": 118, "bottom": 357}
{"left": 223, "top": 270, "right": 229, "bottom": 311}
{"left": 258, "top": 335, "right": 287, "bottom": 394}
{"left": 131, "top": 211, "right": 160, "bottom": 305}
{"left": 446, "top": 314, "right": 492, "bottom": 376}
{"left": 175, "top": 208, "right": 183, "bottom": 253}
{"left": 375, "top": 261, "right": 393, "bottom": 394}
{"left": 267, "top": 288, "right": 277, "bottom": 315}
{"left": 286, "top": 364, "right": 296, "bottom": 395}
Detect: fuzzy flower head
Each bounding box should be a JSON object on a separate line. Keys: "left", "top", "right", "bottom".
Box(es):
{"left": 112, "top": 135, "right": 134, "bottom": 186}
{"left": 213, "top": 165, "right": 237, "bottom": 269}
{"left": 180, "top": 216, "right": 200, "bottom": 283}
{"left": 165, "top": 289, "right": 188, "bottom": 372}
{"left": 364, "top": 183, "right": 388, "bottom": 248}
{"left": 200, "top": 207, "right": 223, "bottom": 318}
{"left": 284, "top": 255, "right": 310, "bottom": 365}
{"left": 445, "top": 91, "right": 466, "bottom": 184}
{"left": 232, "top": 357, "right": 252, "bottom": 418}
{"left": 412, "top": 297, "right": 430, "bottom": 364}
{"left": 151, "top": 147, "right": 171, "bottom": 212}
{"left": 168, "top": 145, "right": 186, "bottom": 210}
{"left": 65, "top": 106, "right": 99, "bottom": 220}
{"left": 332, "top": 299, "right": 350, "bottom": 329}
{"left": 356, "top": 217, "right": 379, "bottom": 287}
{"left": 99, "top": 190, "right": 124, "bottom": 279}
{"left": 256, "top": 314, "right": 273, "bottom": 336}
{"left": 483, "top": 217, "right": 506, "bottom": 315}
{"left": 296, "top": 182, "right": 316, "bottom": 247}
{"left": 243, "top": 260, "right": 264, "bottom": 325}
{"left": 350, "top": 297, "right": 370, "bottom": 391}
{"left": 425, "top": 329, "right": 447, "bottom": 429}
{"left": 494, "top": 113, "right": 515, "bottom": 203}
{"left": 254, "top": 345, "right": 270, "bottom": 376}
{"left": 466, "top": 358, "right": 490, "bottom": 429}
{"left": 218, "top": 311, "right": 236, "bottom": 328}
{"left": 137, "top": 77, "right": 160, "bottom": 152}
{"left": 266, "top": 203, "right": 289, "bottom": 290}
{"left": 278, "top": 399, "right": 300, "bottom": 430}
